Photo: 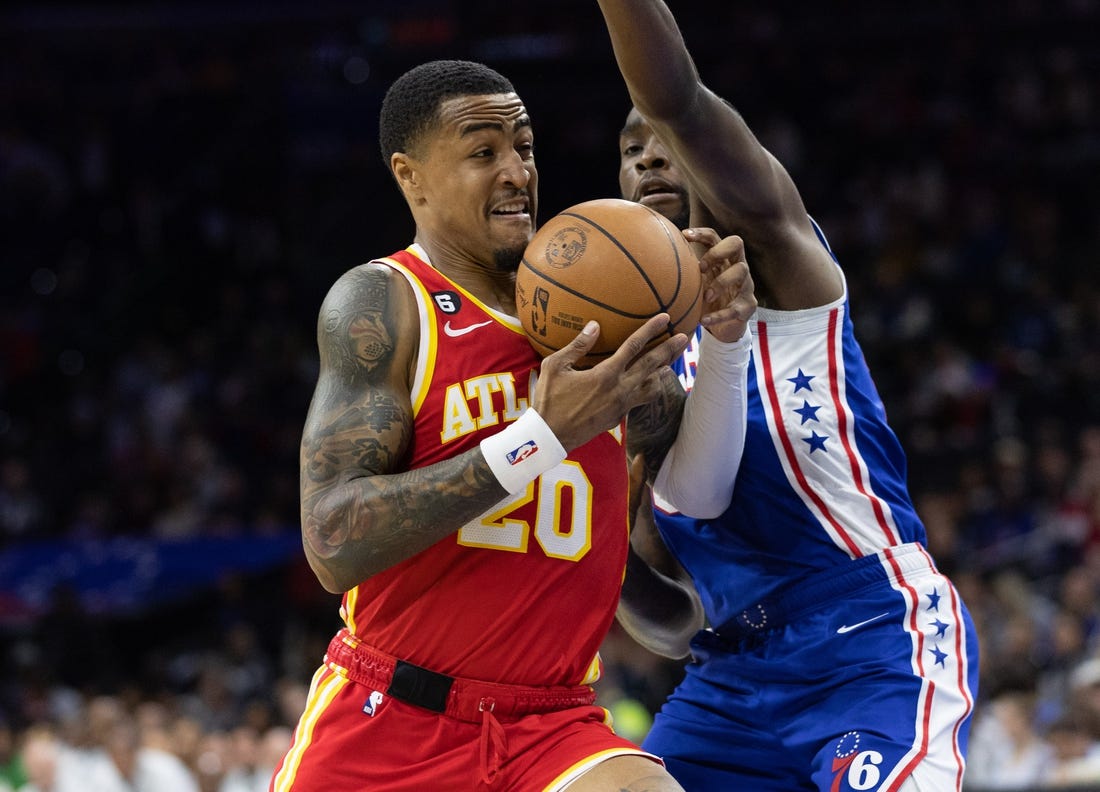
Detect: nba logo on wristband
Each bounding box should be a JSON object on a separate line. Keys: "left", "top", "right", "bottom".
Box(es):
{"left": 481, "top": 409, "right": 567, "bottom": 494}
{"left": 507, "top": 440, "right": 538, "bottom": 465}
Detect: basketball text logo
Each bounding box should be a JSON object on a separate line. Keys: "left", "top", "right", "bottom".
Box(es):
{"left": 544, "top": 227, "right": 587, "bottom": 268}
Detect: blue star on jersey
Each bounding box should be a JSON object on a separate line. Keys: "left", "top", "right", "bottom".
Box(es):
{"left": 804, "top": 431, "right": 829, "bottom": 453}
{"left": 787, "top": 368, "right": 815, "bottom": 392}
{"left": 930, "top": 618, "right": 950, "bottom": 638}
{"left": 926, "top": 589, "right": 941, "bottom": 611}
{"left": 929, "top": 645, "right": 949, "bottom": 668}
{"left": 793, "top": 400, "right": 822, "bottom": 424}
{"left": 787, "top": 370, "right": 829, "bottom": 454}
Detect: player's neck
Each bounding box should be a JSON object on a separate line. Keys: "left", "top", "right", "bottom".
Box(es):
{"left": 415, "top": 236, "right": 518, "bottom": 316}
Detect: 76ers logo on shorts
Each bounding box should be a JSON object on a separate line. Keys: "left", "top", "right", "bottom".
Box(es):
{"left": 830, "top": 731, "right": 884, "bottom": 791}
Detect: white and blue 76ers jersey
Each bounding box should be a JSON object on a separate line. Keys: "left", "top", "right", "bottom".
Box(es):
{"left": 656, "top": 234, "right": 927, "bottom": 630}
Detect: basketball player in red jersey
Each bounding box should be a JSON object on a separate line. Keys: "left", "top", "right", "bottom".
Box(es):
{"left": 269, "top": 60, "right": 755, "bottom": 792}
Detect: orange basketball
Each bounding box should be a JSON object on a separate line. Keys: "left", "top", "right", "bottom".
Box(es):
{"left": 516, "top": 198, "right": 702, "bottom": 369}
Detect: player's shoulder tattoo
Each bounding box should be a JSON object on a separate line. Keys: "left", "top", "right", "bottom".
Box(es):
{"left": 319, "top": 264, "right": 402, "bottom": 386}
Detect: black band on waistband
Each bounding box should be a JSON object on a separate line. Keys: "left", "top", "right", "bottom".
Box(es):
{"left": 386, "top": 659, "right": 454, "bottom": 713}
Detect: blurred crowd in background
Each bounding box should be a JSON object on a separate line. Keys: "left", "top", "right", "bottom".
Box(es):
{"left": 1, "top": 1, "right": 1099, "bottom": 789}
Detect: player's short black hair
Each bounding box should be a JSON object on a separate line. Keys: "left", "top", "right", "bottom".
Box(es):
{"left": 379, "top": 59, "right": 515, "bottom": 163}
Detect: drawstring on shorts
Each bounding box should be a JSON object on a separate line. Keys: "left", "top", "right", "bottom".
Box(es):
{"left": 478, "top": 697, "right": 507, "bottom": 786}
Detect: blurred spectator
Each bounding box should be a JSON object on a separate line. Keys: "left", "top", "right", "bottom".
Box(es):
{"left": 0, "top": 460, "right": 45, "bottom": 545}
{"left": 0, "top": 718, "right": 26, "bottom": 792}
{"left": 16, "top": 728, "right": 61, "bottom": 792}
{"left": 966, "top": 689, "right": 1053, "bottom": 789}
{"left": 215, "top": 725, "right": 292, "bottom": 792}
{"left": 94, "top": 717, "right": 199, "bottom": 792}
{"left": 15, "top": 727, "right": 83, "bottom": 792}
{"left": 1042, "top": 704, "right": 1100, "bottom": 787}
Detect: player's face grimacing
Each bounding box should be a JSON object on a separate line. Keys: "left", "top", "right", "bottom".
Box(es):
{"left": 618, "top": 108, "right": 690, "bottom": 231}
{"left": 416, "top": 93, "right": 538, "bottom": 272}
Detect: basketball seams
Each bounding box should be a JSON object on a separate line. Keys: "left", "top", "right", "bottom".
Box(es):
{"left": 647, "top": 208, "right": 703, "bottom": 329}
{"left": 559, "top": 210, "right": 671, "bottom": 311}
{"left": 518, "top": 257, "right": 659, "bottom": 321}
{"left": 516, "top": 198, "right": 702, "bottom": 366}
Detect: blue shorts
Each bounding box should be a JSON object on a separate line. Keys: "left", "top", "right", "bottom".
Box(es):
{"left": 643, "top": 543, "right": 979, "bottom": 792}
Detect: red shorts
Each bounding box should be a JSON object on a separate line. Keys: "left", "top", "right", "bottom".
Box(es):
{"left": 270, "top": 632, "right": 659, "bottom": 792}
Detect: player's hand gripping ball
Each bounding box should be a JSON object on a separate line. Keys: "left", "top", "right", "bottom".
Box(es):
{"left": 516, "top": 198, "right": 702, "bottom": 369}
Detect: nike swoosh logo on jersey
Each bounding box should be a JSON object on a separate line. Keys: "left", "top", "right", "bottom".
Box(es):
{"left": 443, "top": 319, "right": 493, "bottom": 337}
{"left": 836, "top": 612, "right": 890, "bottom": 634}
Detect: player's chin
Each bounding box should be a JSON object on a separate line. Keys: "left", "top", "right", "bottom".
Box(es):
{"left": 490, "top": 216, "right": 533, "bottom": 271}
{"left": 492, "top": 242, "right": 527, "bottom": 273}
{"left": 639, "top": 194, "right": 687, "bottom": 226}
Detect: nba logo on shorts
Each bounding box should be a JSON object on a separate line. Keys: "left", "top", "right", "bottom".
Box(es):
{"left": 362, "top": 690, "right": 385, "bottom": 717}
{"left": 507, "top": 440, "right": 538, "bottom": 465}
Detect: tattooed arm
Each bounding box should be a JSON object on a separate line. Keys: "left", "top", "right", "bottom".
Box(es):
{"left": 299, "top": 263, "right": 510, "bottom": 593}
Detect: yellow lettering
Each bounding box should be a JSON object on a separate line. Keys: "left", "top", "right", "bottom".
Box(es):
{"left": 439, "top": 372, "right": 532, "bottom": 443}
{"left": 465, "top": 375, "right": 503, "bottom": 430}
{"left": 440, "top": 383, "right": 477, "bottom": 443}
{"left": 498, "top": 373, "right": 528, "bottom": 422}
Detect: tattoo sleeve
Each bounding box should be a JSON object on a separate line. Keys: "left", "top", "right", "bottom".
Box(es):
{"left": 299, "top": 265, "right": 507, "bottom": 593}
{"left": 626, "top": 367, "right": 687, "bottom": 483}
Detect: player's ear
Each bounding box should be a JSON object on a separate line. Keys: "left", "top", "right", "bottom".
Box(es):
{"left": 391, "top": 152, "right": 424, "bottom": 204}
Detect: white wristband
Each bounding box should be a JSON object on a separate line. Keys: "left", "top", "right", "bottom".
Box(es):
{"left": 480, "top": 408, "right": 567, "bottom": 494}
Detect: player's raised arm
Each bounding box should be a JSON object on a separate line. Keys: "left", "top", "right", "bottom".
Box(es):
{"left": 598, "top": 0, "right": 841, "bottom": 308}
{"left": 299, "top": 263, "right": 511, "bottom": 593}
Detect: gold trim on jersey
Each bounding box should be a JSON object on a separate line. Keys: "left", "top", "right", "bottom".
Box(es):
{"left": 404, "top": 243, "right": 527, "bottom": 335}
{"left": 376, "top": 254, "right": 437, "bottom": 417}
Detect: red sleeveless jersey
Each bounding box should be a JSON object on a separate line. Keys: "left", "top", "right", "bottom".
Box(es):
{"left": 338, "top": 245, "right": 630, "bottom": 688}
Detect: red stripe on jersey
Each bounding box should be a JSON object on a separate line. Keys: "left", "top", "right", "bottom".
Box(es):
{"left": 823, "top": 309, "right": 899, "bottom": 545}
{"left": 757, "top": 320, "right": 863, "bottom": 557}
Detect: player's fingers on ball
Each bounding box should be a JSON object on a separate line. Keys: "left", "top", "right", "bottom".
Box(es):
{"left": 706, "top": 259, "right": 751, "bottom": 305}
{"left": 739, "top": 273, "right": 758, "bottom": 314}
{"left": 683, "top": 227, "right": 720, "bottom": 248}
{"left": 703, "top": 273, "right": 735, "bottom": 308}
{"left": 683, "top": 227, "right": 722, "bottom": 272}
{"left": 697, "top": 233, "right": 745, "bottom": 271}
{"left": 714, "top": 260, "right": 746, "bottom": 290}
{"left": 708, "top": 233, "right": 742, "bottom": 257}
{"left": 636, "top": 333, "right": 689, "bottom": 376}
{"left": 610, "top": 313, "right": 671, "bottom": 367}
{"left": 547, "top": 320, "right": 601, "bottom": 369}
